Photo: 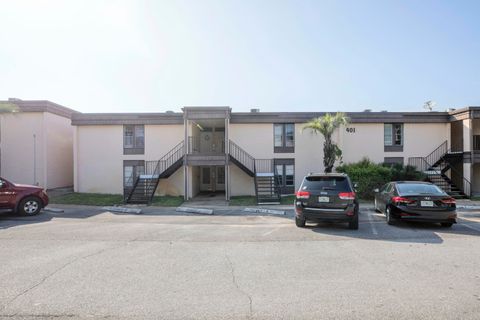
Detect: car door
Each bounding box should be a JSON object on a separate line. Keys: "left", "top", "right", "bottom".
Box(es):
{"left": 0, "top": 179, "right": 14, "bottom": 209}
{"left": 378, "top": 183, "right": 392, "bottom": 210}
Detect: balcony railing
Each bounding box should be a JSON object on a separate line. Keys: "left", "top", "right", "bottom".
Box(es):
{"left": 188, "top": 136, "right": 225, "bottom": 154}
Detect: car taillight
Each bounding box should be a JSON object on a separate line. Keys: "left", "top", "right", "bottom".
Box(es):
{"left": 391, "top": 196, "right": 415, "bottom": 204}
{"left": 441, "top": 197, "right": 456, "bottom": 204}
{"left": 339, "top": 192, "right": 356, "bottom": 200}
{"left": 296, "top": 191, "right": 310, "bottom": 199}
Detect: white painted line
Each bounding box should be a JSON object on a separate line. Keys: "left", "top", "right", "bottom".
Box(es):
{"left": 102, "top": 206, "right": 142, "bottom": 214}
{"left": 176, "top": 207, "right": 214, "bottom": 215}
{"left": 461, "top": 223, "right": 480, "bottom": 233}
{"left": 366, "top": 210, "right": 378, "bottom": 235}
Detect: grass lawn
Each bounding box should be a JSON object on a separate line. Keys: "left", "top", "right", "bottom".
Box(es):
{"left": 49, "top": 193, "right": 184, "bottom": 207}
{"left": 49, "top": 193, "right": 124, "bottom": 206}
{"left": 151, "top": 196, "right": 184, "bottom": 207}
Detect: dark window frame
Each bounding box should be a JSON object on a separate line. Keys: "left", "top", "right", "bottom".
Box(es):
{"left": 384, "top": 123, "right": 403, "bottom": 152}
{"left": 274, "top": 158, "right": 295, "bottom": 194}
{"left": 124, "top": 125, "right": 145, "bottom": 155}
{"left": 274, "top": 123, "right": 295, "bottom": 153}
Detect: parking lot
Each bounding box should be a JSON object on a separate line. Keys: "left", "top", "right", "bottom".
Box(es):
{"left": 1, "top": 205, "right": 480, "bottom": 319}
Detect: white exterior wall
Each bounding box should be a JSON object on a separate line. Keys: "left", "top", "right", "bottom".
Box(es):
{"left": 75, "top": 124, "right": 185, "bottom": 195}
{"left": 45, "top": 112, "right": 74, "bottom": 188}
{"left": 0, "top": 112, "right": 46, "bottom": 187}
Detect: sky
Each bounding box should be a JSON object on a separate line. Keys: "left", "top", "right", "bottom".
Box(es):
{"left": 0, "top": 0, "right": 479, "bottom": 113}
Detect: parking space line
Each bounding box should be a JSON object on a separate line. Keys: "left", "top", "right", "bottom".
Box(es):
{"left": 366, "top": 209, "right": 378, "bottom": 235}
{"left": 460, "top": 223, "right": 480, "bottom": 233}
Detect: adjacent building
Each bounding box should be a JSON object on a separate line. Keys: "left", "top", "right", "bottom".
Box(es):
{"left": 0, "top": 98, "right": 77, "bottom": 189}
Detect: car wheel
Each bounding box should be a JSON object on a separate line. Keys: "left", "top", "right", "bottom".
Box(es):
{"left": 348, "top": 214, "right": 359, "bottom": 230}
{"left": 18, "top": 197, "right": 42, "bottom": 216}
{"left": 374, "top": 199, "right": 381, "bottom": 213}
{"left": 386, "top": 206, "right": 395, "bottom": 225}
{"left": 295, "top": 216, "right": 306, "bottom": 228}
{"left": 441, "top": 222, "right": 453, "bottom": 228}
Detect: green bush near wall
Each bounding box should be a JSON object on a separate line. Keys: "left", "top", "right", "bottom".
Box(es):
{"left": 336, "top": 158, "right": 426, "bottom": 199}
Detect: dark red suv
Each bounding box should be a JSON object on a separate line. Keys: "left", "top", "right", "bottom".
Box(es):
{"left": 0, "top": 177, "right": 49, "bottom": 215}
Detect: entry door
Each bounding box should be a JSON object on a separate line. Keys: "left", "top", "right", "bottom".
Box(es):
{"left": 200, "top": 131, "right": 213, "bottom": 153}
{"left": 200, "top": 167, "right": 213, "bottom": 191}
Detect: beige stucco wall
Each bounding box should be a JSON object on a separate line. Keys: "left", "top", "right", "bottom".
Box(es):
{"left": 229, "top": 164, "right": 255, "bottom": 196}
{"left": 0, "top": 112, "right": 45, "bottom": 187}
{"left": 45, "top": 112, "right": 74, "bottom": 188}
{"left": 230, "top": 122, "right": 451, "bottom": 193}
{"left": 75, "top": 124, "right": 185, "bottom": 195}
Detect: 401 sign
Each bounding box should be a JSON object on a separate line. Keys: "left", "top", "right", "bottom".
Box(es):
{"left": 346, "top": 127, "right": 356, "bottom": 133}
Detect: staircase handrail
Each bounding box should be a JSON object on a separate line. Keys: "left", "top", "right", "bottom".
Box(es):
{"left": 229, "top": 140, "right": 255, "bottom": 173}
{"left": 416, "top": 155, "right": 471, "bottom": 197}
{"left": 148, "top": 141, "right": 185, "bottom": 176}
{"left": 424, "top": 140, "right": 447, "bottom": 167}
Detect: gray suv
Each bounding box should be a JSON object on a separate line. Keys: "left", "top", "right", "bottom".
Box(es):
{"left": 294, "top": 173, "right": 359, "bottom": 229}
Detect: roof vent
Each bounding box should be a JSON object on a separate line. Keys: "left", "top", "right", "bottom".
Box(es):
{"left": 165, "top": 110, "right": 174, "bottom": 114}
{"left": 363, "top": 109, "right": 372, "bottom": 112}
{"left": 250, "top": 108, "right": 260, "bottom": 113}
{"left": 8, "top": 98, "right": 22, "bottom": 101}
{"left": 381, "top": 110, "right": 388, "bottom": 112}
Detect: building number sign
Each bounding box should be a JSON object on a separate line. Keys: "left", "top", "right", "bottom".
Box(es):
{"left": 346, "top": 127, "right": 356, "bottom": 133}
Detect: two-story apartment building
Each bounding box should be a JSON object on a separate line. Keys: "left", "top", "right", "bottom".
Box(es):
{"left": 0, "top": 98, "right": 77, "bottom": 189}
{"left": 71, "top": 106, "right": 480, "bottom": 203}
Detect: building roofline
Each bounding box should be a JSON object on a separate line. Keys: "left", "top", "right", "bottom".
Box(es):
{"left": 71, "top": 112, "right": 184, "bottom": 125}
{"left": 1, "top": 98, "right": 79, "bottom": 119}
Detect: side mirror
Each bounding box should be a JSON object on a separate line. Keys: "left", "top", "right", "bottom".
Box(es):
{"left": 0, "top": 180, "right": 5, "bottom": 188}
{"left": 373, "top": 188, "right": 379, "bottom": 193}
{"left": 353, "top": 182, "right": 358, "bottom": 189}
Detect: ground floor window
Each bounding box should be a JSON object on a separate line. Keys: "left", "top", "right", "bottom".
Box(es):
{"left": 274, "top": 159, "right": 295, "bottom": 194}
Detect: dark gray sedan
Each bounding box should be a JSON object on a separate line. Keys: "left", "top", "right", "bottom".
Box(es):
{"left": 374, "top": 181, "right": 457, "bottom": 227}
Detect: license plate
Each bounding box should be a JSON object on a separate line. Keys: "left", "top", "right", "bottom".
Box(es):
{"left": 421, "top": 201, "right": 434, "bottom": 207}
{"left": 318, "top": 196, "right": 330, "bottom": 203}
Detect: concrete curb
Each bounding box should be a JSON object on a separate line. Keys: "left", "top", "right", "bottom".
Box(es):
{"left": 43, "top": 207, "right": 64, "bottom": 213}
{"left": 176, "top": 207, "right": 214, "bottom": 215}
{"left": 244, "top": 208, "right": 286, "bottom": 215}
{"left": 457, "top": 205, "right": 480, "bottom": 210}
{"left": 102, "top": 206, "right": 142, "bottom": 214}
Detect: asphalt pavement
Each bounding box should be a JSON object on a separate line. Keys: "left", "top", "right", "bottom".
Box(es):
{"left": 0, "top": 204, "right": 480, "bottom": 319}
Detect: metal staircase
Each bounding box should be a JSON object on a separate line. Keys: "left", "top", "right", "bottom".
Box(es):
{"left": 229, "top": 140, "right": 281, "bottom": 204}
{"left": 125, "top": 141, "right": 184, "bottom": 204}
{"left": 408, "top": 141, "right": 471, "bottom": 198}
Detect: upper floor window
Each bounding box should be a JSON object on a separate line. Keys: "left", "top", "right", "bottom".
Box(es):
{"left": 274, "top": 123, "right": 294, "bottom": 153}
{"left": 124, "top": 125, "right": 144, "bottom": 154}
{"left": 384, "top": 123, "right": 403, "bottom": 152}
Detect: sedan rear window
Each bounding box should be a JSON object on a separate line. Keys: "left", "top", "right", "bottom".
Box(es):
{"left": 301, "top": 176, "right": 351, "bottom": 191}
{"left": 397, "top": 183, "right": 445, "bottom": 195}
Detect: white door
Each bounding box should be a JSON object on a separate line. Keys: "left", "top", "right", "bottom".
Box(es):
{"left": 200, "top": 132, "right": 213, "bottom": 153}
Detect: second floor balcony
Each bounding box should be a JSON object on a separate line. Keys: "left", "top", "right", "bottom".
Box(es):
{"left": 188, "top": 135, "right": 225, "bottom": 154}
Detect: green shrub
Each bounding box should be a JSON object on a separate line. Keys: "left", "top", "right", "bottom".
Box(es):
{"left": 336, "top": 158, "right": 426, "bottom": 199}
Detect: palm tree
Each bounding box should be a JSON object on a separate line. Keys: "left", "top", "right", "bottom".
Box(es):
{"left": 303, "top": 112, "right": 349, "bottom": 173}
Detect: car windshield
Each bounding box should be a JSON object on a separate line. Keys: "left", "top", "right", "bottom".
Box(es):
{"left": 396, "top": 183, "right": 445, "bottom": 195}
{"left": 301, "top": 176, "right": 351, "bottom": 191}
